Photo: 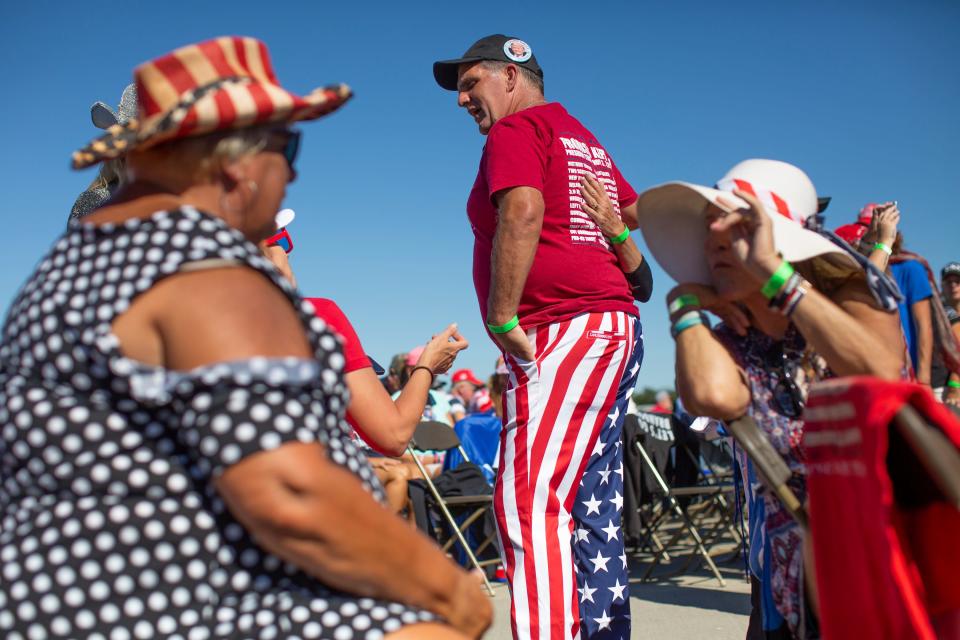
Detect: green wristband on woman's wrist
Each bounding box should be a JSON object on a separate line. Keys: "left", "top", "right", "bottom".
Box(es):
{"left": 873, "top": 242, "right": 893, "bottom": 256}
{"left": 487, "top": 315, "right": 520, "bottom": 334}
{"left": 668, "top": 294, "right": 701, "bottom": 316}
{"left": 761, "top": 261, "right": 795, "bottom": 300}
{"left": 608, "top": 227, "right": 630, "bottom": 245}
{"left": 948, "top": 380, "right": 960, "bottom": 389}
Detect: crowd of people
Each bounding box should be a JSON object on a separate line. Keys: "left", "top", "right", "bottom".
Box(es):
{"left": 0, "top": 31, "right": 957, "bottom": 640}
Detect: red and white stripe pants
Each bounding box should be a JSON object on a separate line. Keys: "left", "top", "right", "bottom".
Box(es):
{"left": 495, "top": 311, "right": 641, "bottom": 640}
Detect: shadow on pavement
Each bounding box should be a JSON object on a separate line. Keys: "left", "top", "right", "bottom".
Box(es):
{"left": 626, "top": 554, "right": 751, "bottom": 616}
{"left": 630, "top": 582, "right": 751, "bottom": 616}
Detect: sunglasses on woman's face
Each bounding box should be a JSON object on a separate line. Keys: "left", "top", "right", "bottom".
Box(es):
{"left": 766, "top": 346, "right": 805, "bottom": 419}
{"left": 266, "top": 227, "right": 293, "bottom": 254}
{"left": 267, "top": 129, "right": 301, "bottom": 175}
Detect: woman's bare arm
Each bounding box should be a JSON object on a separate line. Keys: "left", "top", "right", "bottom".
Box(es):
{"left": 114, "top": 267, "right": 491, "bottom": 637}
{"left": 669, "top": 285, "right": 752, "bottom": 420}
{"left": 217, "top": 443, "right": 490, "bottom": 636}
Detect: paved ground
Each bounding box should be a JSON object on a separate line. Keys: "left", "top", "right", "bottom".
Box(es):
{"left": 484, "top": 557, "right": 750, "bottom": 639}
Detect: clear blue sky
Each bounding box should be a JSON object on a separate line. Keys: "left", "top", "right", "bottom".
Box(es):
{"left": 1, "top": 1, "right": 958, "bottom": 389}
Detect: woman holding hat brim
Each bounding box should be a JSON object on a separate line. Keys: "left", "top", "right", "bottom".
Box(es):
{"left": 0, "top": 37, "right": 490, "bottom": 639}
{"left": 631, "top": 159, "right": 904, "bottom": 638}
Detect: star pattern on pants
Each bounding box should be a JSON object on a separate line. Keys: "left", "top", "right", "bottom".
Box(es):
{"left": 589, "top": 550, "right": 610, "bottom": 573}
{"left": 601, "top": 519, "right": 620, "bottom": 542}
{"left": 594, "top": 610, "right": 613, "bottom": 631}
{"left": 571, "top": 317, "right": 644, "bottom": 639}
{"left": 609, "top": 490, "right": 623, "bottom": 511}
{"left": 579, "top": 582, "right": 597, "bottom": 604}
{"left": 608, "top": 579, "right": 627, "bottom": 602}
{"left": 583, "top": 493, "right": 602, "bottom": 516}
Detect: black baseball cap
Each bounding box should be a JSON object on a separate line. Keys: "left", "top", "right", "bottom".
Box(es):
{"left": 942, "top": 261, "right": 960, "bottom": 279}
{"left": 433, "top": 34, "right": 543, "bottom": 91}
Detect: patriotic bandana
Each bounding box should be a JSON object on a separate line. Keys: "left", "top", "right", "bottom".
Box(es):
{"left": 716, "top": 179, "right": 903, "bottom": 312}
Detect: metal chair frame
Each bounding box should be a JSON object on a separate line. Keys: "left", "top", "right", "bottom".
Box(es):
{"left": 633, "top": 437, "right": 729, "bottom": 587}
{"left": 406, "top": 421, "right": 497, "bottom": 596}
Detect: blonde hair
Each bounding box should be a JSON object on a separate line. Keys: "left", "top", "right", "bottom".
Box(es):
{"left": 127, "top": 125, "right": 272, "bottom": 184}
{"left": 795, "top": 253, "right": 878, "bottom": 306}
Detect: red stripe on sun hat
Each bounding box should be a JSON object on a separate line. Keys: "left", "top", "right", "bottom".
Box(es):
{"left": 211, "top": 86, "right": 237, "bottom": 128}
{"left": 152, "top": 52, "right": 199, "bottom": 96}
{"left": 233, "top": 36, "right": 251, "bottom": 75}
{"left": 256, "top": 39, "right": 280, "bottom": 85}
{"left": 175, "top": 106, "right": 200, "bottom": 138}
{"left": 733, "top": 179, "right": 757, "bottom": 198}
{"left": 196, "top": 38, "right": 238, "bottom": 78}
{"left": 135, "top": 76, "right": 162, "bottom": 118}
{"left": 196, "top": 39, "right": 240, "bottom": 127}
{"left": 246, "top": 83, "right": 276, "bottom": 121}
{"left": 769, "top": 190, "right": 794, "bottom": 220}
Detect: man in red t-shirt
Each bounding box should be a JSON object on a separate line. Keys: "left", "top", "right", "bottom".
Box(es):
{"left": 434, "top": 34, "right": 645, "bottom": 640}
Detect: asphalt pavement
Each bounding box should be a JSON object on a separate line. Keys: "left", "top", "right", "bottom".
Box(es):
{"left": 483, "top": 558, "right": 750, "bottom": 639}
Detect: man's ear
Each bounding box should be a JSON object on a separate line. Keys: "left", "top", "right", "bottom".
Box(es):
{"left": 504, "top": 64, "right": 520, "bottom": 92}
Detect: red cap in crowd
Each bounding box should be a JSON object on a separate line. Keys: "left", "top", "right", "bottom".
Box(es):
{"left": 834, "top": 222, "right": 868, "bottom": 245}
{"left": 451, "top": 368, "right": 484, "bottom": 386}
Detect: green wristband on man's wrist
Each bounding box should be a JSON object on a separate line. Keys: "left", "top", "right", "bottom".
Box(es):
{"left": 608, "top": 227, "right": 630, "bottom": 245}
{"left": 487, "top": 315, "right": 520, "bottom": 334}
{"left": 761, "top": 261, "right": 795, "bottom": 300}
{"left": 948, "top": 380, "right": 960, "bottom": 389}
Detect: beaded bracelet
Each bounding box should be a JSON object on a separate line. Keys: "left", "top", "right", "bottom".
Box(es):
{"left": 768, "top": 272, "right": 809, "bottom": 317}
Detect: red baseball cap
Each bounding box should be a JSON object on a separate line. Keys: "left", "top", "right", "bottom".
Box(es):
{"left": 834, "top": 222, "right": 867, "bottom": 245}
{"left": 451, "top": 368, "right": 484, "bottom": 386}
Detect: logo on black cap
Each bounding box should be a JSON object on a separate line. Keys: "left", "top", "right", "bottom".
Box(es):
{"left": 503, "top": 39, "right": 532, "bottom": 63}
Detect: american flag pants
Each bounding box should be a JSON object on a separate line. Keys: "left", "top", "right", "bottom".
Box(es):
{"left": 495, "top": 311, "right": 644, "bottom": 640}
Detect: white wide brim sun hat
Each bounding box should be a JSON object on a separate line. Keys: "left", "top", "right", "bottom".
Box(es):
{"left": 637, "top": 159, "right": 856, "bottom": 285}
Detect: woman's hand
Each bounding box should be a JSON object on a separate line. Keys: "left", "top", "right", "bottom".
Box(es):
{"left": 945, "top": 384, "right": 960, "bottom": 407}
{"left": 417, "top": 324, "right": 469, "bottom": 375}
{"left": 580, "top": 173, "right": 625, "bottom": 238}
{"left": 713, "top": 190, "right": 782, "bottom": 281}
{"left": 872, "top": 203, "right": 900, "bottom": 246}
{"left": 259, "top": 241, "right": 297, "bottom": 287}
{"left": 446, "top": 571, "right": 494, "bottom": 638}
{"left": 668, "top": 283, "right": 751, "bottom": 336}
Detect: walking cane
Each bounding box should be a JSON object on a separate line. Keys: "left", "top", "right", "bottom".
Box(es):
{"left": 725, "top": 416, "right": 808, "bottom": 530}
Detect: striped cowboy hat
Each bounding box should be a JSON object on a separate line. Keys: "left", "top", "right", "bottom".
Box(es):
{"left": 72, "top": 36, "right": 352, "bottom": 169}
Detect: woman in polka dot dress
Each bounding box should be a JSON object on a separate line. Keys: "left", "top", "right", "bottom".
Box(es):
{"left": 0, "top": 37, "right": 492, "bottom": 640}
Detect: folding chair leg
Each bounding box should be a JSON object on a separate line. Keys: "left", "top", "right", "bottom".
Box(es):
{"left": 635, "top": 506, "right": 672, "bottom": 562}
{"left": 408, "top": 449, "right": 495, "bottom": 596}
{"left": 635, "top": 440, "right": 726, "bottom": 587}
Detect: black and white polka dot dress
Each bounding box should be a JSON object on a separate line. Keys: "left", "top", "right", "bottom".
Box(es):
{"left": 0, "top": 207, "right": 435, "bottom": 639}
